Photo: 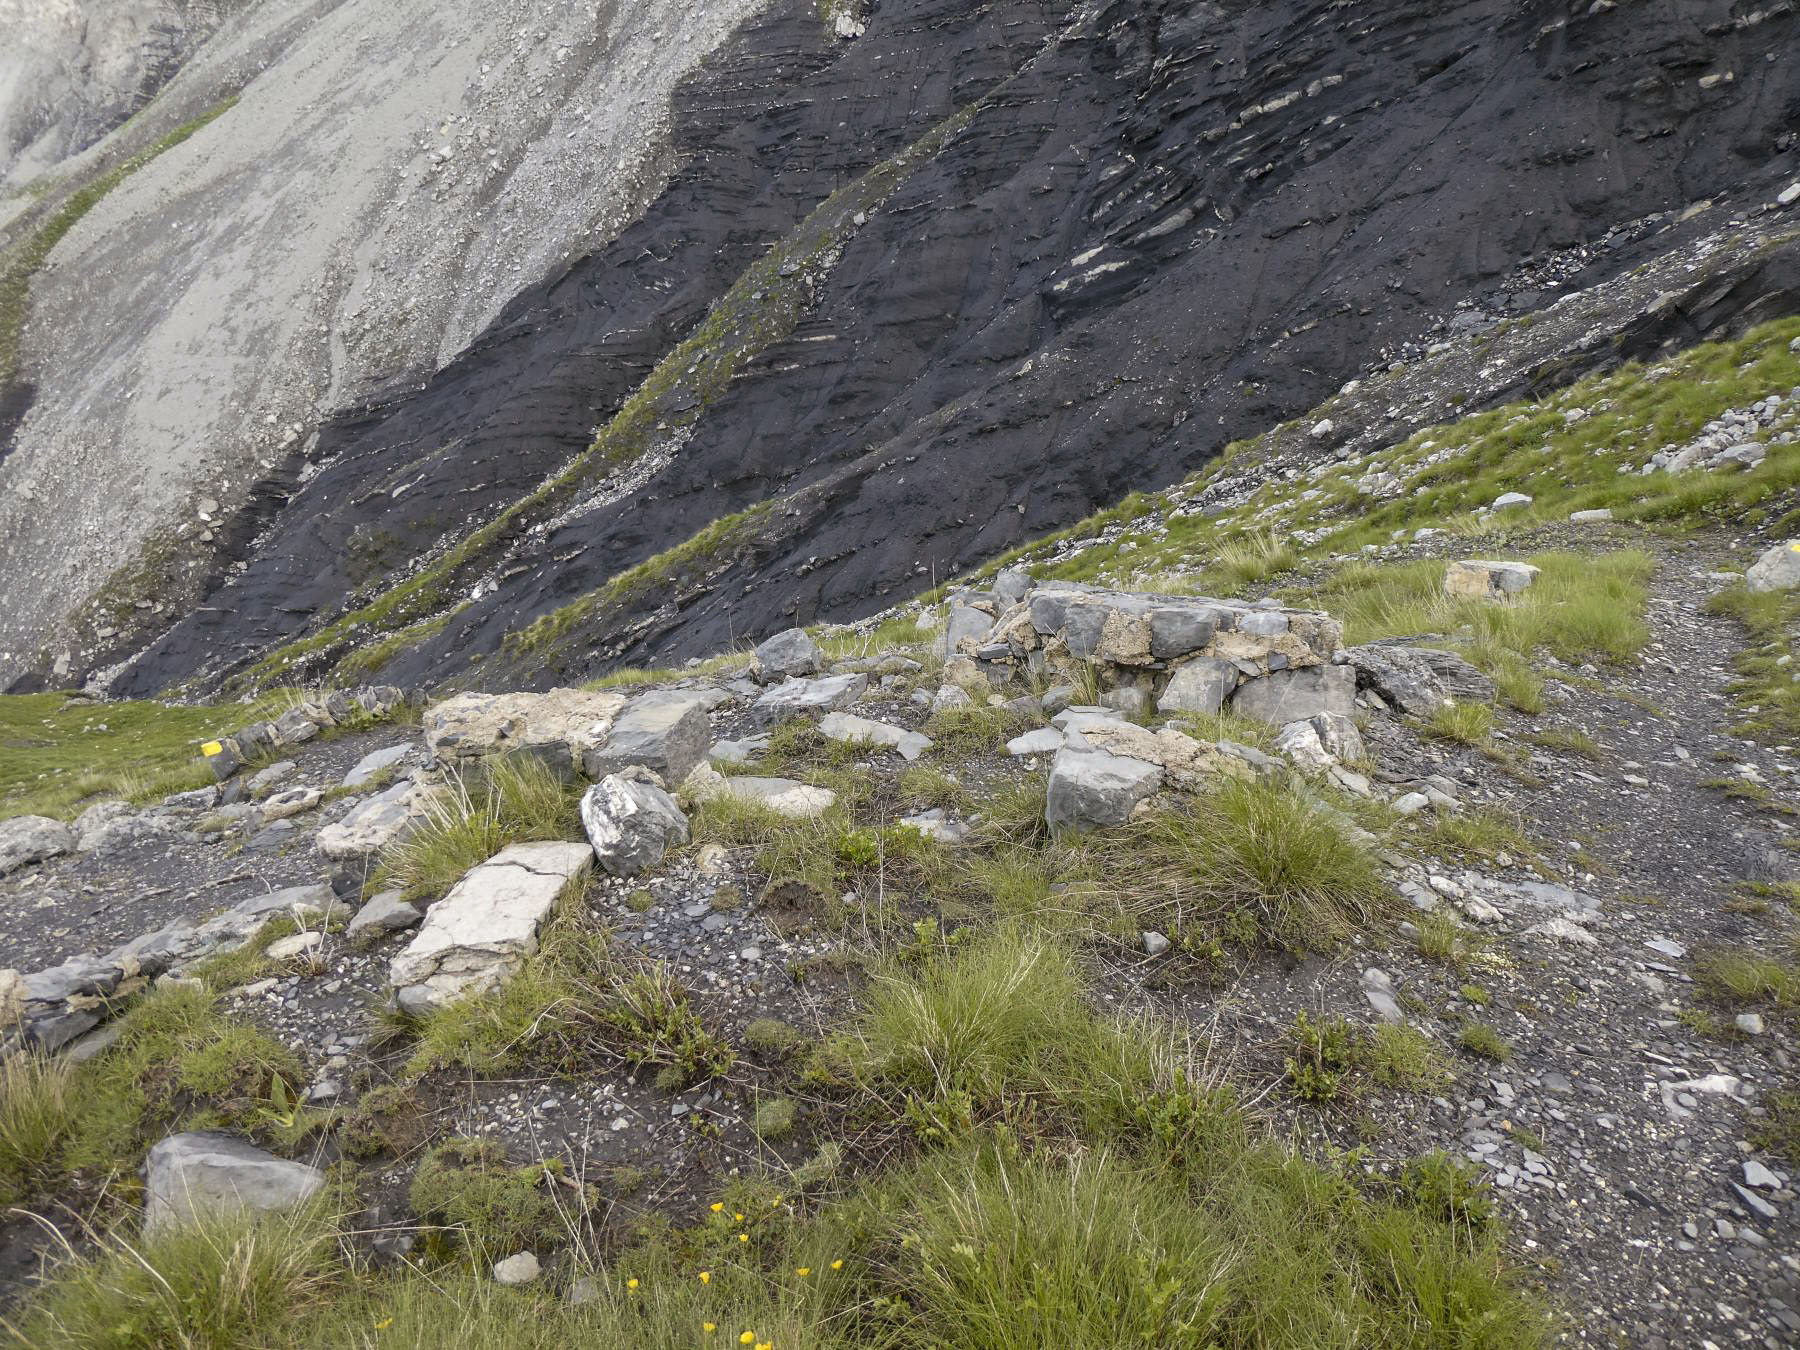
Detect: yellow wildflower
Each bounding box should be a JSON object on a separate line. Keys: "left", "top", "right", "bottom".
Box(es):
{"left": 757, "top": 1342, "right": 773, "bottom": 1350}
{"left": 374, "top": 1318, "right": 394, "bottom": 1332}
{"left": 740, "top": 1334, "right": 755, "bottom": 1346}
{"left": 626, "top": 1278, "right": 639, "bottom": 1291}
{"left": 830, "top": 1259, "right": 844, "bottom": 1271}
{"left": 703, "top": 1325, "right": 717, "bottom": 1336}
{"left": 733, "top": 1212, "right": 745, "bottom": 1222}
{"left": 699, "top": 1270, "right": 711, "bottom": 1284}
{"left": 738, "top": 1232, "right": 749, "bottom": 1243}
{"left": 796, "top": 1267, "right": 811, "bottom": 1277}
{"left": 711, "top": 1202, "right": 724, "bottom": 1213}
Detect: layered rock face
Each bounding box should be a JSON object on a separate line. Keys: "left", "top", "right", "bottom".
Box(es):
{"left": 0, "top": 0, "right": 770, "bottom": 680}
{"left": 4, "top": 0, "right": 1799, "bottom": 693}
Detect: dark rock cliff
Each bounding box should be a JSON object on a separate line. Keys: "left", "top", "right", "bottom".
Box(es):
{"left": 113, "top": 0, "right": 1800, "bottom": 694}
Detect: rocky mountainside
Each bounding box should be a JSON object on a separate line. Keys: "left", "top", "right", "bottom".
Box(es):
{"left": 0, "top": 0, "right": 1797, "bottom": 696}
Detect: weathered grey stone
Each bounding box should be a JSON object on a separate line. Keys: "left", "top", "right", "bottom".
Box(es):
{"left": 390, "top": 841, "right": 593, "bottom": 1014}
{"left": 1746, "top": 539, "right": 1800, "bottom": 592}
{"left": 1006, "top": 727, "right": 1064, "bottom": 757}
{"left": 1149, "top": 606, "right": 1219, "bottom": 660}
{"left": 1229, "top": 664, "right": 1355, "bottom": 725}
{"left": 427, "top": 688, "right": 627, "bottom": 772}
{"left": 929, "top": 682, "right": 974, "bottom": 711}
{"left": 0, "top": 815, "right": 75, "bottom": 874}
{"left": 899, "top": 808, "right": 969, "bottom": 844}
{"left": 993, "top": 566, "right": 1034, "bottom": 607}
{"left": 74, "top": 802, "right": 176, "bottom": 855}
{"left": 709, "top": 735, "right": 769, "bottom": 765}
{"left": 937, "top": 604, "right": 994, "bottom": 658}
{"left": 1310, "top": 712, "right": 1364, "bottom": 762}
{"left": 749, "top": 674, "right": 868, "bottom": 726}
{"left": 163, "top": 784, "right": 221, "bottom": 810}
{"left": 1099, "top": 686, "right": 1150, "bottom": 720}
{"left": 346, "top": 890, "right": 423, "bottom": 946}
{"left": 247, "top": 760, "right": 297, "bottom": 795}
{"left": 1045, "top": 746, "right": 1162, "bottom": 833}
{"left": 273, "top": 707, "right": 322, "bottom": 745}
{"left": 264, "top": 931, "right": 322, "bottom": 962}
{"left": 260, "top": 786, "right": 323, "bottom": 822}
{"left": 700, "top": 775, "right": 836, "bottom": 819}
{"left": 1568, "top": 508, "right": 1613, "bottom": 523}
{"left": 582, "top": 691, "right": 712, "bottom": 784}
{"left": 493, "top": 1251, "right": 542, "bottom": 1286}
{"left": 1156, "top": 658, "right": 1238, "bottom": 715}
{"left": 1444, "top": 559, "right": 1540, "bottom": 601}
{"left": 753, "top": 627, "right": 824, "bottom": 680}
{"left": 1274, "top": 720, "right": 1333, "bottom": 773}
{"left": 144, "top": 1132, "right": 325, "bottom": 1234}
{"left": 581, "top": 775, "right": 689, "bottom": 876}
{"left": 316, "top": 779, "right": 436, "bottom": 860}
{"left": 817, "top": 712, "right": 932, "bottom": 761}
{"left": 1344, "top": 644, "right": 1494, "bottom": 717}
{"left": 344, "top": 744, "right": 412, "bottom": 787}
{"left": 1489, "top": 491, "right": 1533, "bottom": 511}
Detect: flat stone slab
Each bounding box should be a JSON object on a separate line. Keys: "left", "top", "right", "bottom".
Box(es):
{"left": 144, "top": 1132, "right": 325, "bottom": 1234}
{"left": 344, "top": 743, "right": 413, "bottom": 787}
{"left": 317, "top": 778, "right": 436, "bottom": 860}
{"left": 390, "top": 841, "right": 592, "bottom": 1013}
{"left": 706, "top": 775, "right": 837, "bottom": 818}
{"left": 817, "top": 711, "right": 932, "bottom": 761}
{"left": 750, "top": 674, "right": 868, "bottom": 725}
{"left": 1006, "top": 727, "right": 1065, "bottom": 756}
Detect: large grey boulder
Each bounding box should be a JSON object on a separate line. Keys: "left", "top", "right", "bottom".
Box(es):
{"left": 72, "top": 801, "right": 175, "bottom": 854}
{"left": 390, "top": 841, "right": 593, "bottom": 1014}
{"left": 816, "top": 712, "right": 932, "bottom": 761}
{"left": 1344, "top": 644, "right": 1494, "bottom": 716}
{"left": 1443, "top": 559, "right": 1539, "bottom": 601}
{"left": 581, "top": 775, "right": 689, "bottom": 876}
{"left": 1045, "top": 747, "right": 1162, "bottom": 833}
{"left": 936, "top": 604, "right": 994, "bottom": 659}
{"left": 1229, "top": 664, "right": 1356, "bottom": 725}
{"left": 582, "top": 691, "right": 711, "bottom": 785}
{"left": 0, "top": 815, "right": 75, "bottom": 875}
{"left": 144, "top": 1132, "right": 325, "bottom": 1234}
{"left": 426, "top": 688, "right": 627, "bottom": 772}
{"left": 316, "top": 779, "right": 436, "bottom": 860}
{"left": 1156, "top": 657, "right": 1239, "bottom": 715}
{"left": 1747, "top": 539, "right": 1800, "bottom": 592}
{"left": 753, "top": 628, "right": 823, "bottom": 681}
{"left": 749, "top": 674, "right": 868, "bottom": 726}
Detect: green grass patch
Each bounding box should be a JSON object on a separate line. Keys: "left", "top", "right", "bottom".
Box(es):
{"left": 0, "top": 690, "right": 300, "bottom": 821}
{"left": 373, "top": 757, "right": 580, "bottom": 902}
{"left": 1705, "top": 581, "right": 1800, "bottom": 742}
